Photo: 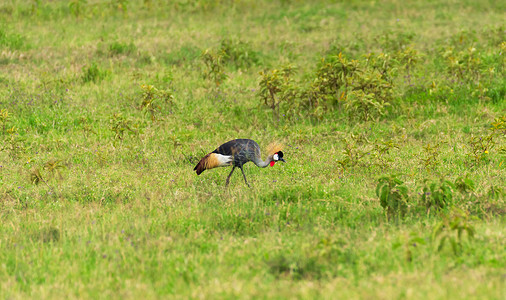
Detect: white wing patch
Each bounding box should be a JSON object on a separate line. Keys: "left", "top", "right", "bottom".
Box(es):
{"left": 215, "top": 154, "right": 233, "bottom": 167}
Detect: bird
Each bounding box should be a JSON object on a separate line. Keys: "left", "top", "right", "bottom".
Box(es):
{"left": 194, "top": 139, "right": 285, "bottom": 187}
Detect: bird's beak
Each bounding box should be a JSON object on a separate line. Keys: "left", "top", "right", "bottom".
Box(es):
{"left": 279, "top": 158, "right": 286, "bottom": 163}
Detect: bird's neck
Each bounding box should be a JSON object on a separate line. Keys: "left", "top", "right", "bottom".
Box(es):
{"left": 253, "top": 155, "right": 273, "bottom": 168}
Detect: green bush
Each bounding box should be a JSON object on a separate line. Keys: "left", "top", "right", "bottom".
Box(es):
{"left": 0, "top": 27, "right": 26, "bottom": 50}
{"left": 81, "top": 63, "right": 109, "bottom": 83}
{"left": 421, "top": 179, "right": 455, "bottom": 210}
{"left": 432, "top": 210, "right": 475, "bottom": 255}
{"left": 108, "top": 41, "right": 137, "bottom": 56}
{"left": 219, "top": 38, "right": 262, "bottom": 69}
{"left": 258, "top": 51, "right": 401, "bottom": 121}
{"left": 376, "top": 174, "right": 409, "bottom": 216}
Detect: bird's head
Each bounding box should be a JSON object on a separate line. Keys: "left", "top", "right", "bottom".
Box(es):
{"left": 270, "top": 151, "right": 285, "bottom": 167}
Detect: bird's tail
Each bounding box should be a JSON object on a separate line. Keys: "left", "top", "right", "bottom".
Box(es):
{"left": 194, "top": 153, "right": 232, "bottom": 175}
{"left": 195, "top": 153, "right": 227, "bottom": 175}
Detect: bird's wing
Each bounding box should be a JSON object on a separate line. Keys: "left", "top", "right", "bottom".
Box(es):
{"left": 212, "top": 139, "right": 256, "bottom": 156}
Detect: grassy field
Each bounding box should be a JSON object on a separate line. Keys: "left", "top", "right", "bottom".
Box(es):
{"left": 0, "top": 0, "right": 505, "bottom": 298}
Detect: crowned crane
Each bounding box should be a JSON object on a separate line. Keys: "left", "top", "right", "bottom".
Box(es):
{"left": 194, "top": 139, "right": 285, "bottom": 187}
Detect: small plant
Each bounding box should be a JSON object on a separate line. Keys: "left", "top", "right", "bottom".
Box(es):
{"left": 78, "top": 116, "right": 96, "bottom": 138}
{"left": 30, "top": 160, "right": 66, "bottom": 185}
{"left": 314, "top": 52, "right": 395, "bottom": 120}
{"left": 375, "top": 30, "right": 416, "bottom": 52}
{"left": 30, "top": 168, "right": 43, "bottom": 185}
{"left": 0, "top": 27, "right": 26, "bottom": 50}
{"left": 365, "top": 52, "right": 397, "bottom": 84}
{"left": 30, "top": 167, "right": 59, "bottom": 198}
{"left": 111, "top": 0, "right": 129, "bottom": 13}
{"left": 392, "top": 232, "right": 427, "bottom": 262}
{"left": 312, "top": 52, "right": 359, "bottom": 107}
{"left": 201, "top": 49, "right": 227, "bottom": 86}
{"left": 44, "top": 159, "right": 66, "bottom": 181}
{"left": 420, "top": 179, "right": 455, "bottom": 210}
{"left": 432, "top": 210, "right": 475, "bottom": 255}
{"left": 487, "top": 185, "right": 504, "bottom": 200}
{"left": 344, "top": 89, "right": 389, "bottom": 121}
{"left": 219, "top": 38, "right": 261, "bottom": 69}
{"left": 258, "top": 64, "right": 297, "bottom": 120}
{"left": 489, "top": 116, "right": 505, "bottom": 136}
{"left": 201, "top": 38, "right": 261, "bottom": 86}
{"left": 31, "top": 0, "right": 41, "bottom": 15}
{"left": 254, "top": 51, "right": 397, "bottom": 121}
{"left": 441, "top": 46, "right": 482, "bottom": 84}
{"left": 0, "top": 108, "right": 10, "bottom": 133}
{"left": 376, "top": 174, "right": 410, "bottom": 216}
{"left": 467, "top": 135, "right": 495, "bottom": 164}
{"left": 454, "top": 175, "right": 475, "bottom": 194}
{"left": 370, "top": 139, "right": 399, "bottom": 168}
{"left": 38, "top": 227, "right": 61, "bottom": 243}
{"left": 110, "top": 113, "right": 136, "bottom": 140}
{"left": 265, "top": 253, "right": 323, "bottom": 280}
{"left": 108, "top": 41, "right": 136, "bottom": 56}
{"left": 420, "top": 143, "right": 441, "bottom": 170}
{"left": 396, "top": 47, "right": 422, "bottom": 78}
{"left": 82, "top": 63, "right": 108, "bottom": 83}
{"left": 337, "top": 135, "right": 369, "bottom": 171}
{"left": 495, "top": 117, "right": 506, "bottom": 159}
{"left": 0, "top": 110, "right": 23, "bottom": 158}
{"left": 69, "top": 0, "right": 87, "bottom": 18}
{"left": 1, "top": 130, "right": 23, "bottom": 158}
{"left": 143, "top": 0, "right": 152, "bottom": 8}
{"left": 337, "top": 135, "right": 398, "bottom": 171}
{"left": 139, "top": 84, "right": 174, "bottom": 121}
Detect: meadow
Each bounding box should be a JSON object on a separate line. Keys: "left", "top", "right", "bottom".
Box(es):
{"left": 0, "top": 0, "right": 505, "bottom": 298}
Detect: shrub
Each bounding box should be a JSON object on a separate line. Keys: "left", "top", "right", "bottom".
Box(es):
{"left": 467, "top": 135, "right": 495, "bottom": 165}
{"left": 432, "top": 210, "right": 475, "bottom": 255}
{"left": 139, "top": 84, "right": 174, "bottom": 121}
{"left": 258, "top": 64, "right": 297, "bottom": 120}
{"left": 219, "top": 38, "right": 261, "bottom": 69}
{"left": 82, "top": 63, "right": 109, "bottom": 83}
{"left": 0, "top": 27, "right": 26, "bottom": 50}
{"left": 201, "top": 48, "right": 227, "bottom": 86}
{"left": 258, "top": 52, "right": 398, "bottom": 121}
{"left": 376, "top": 174, "right": 409, "bottom": 216}
{"left": 201, "top": 38, "right": 263, "bottom": 86}
{"left": 108, "top": 41, "right": 136, "bottom": 56}
{"left": 420, "top": 179, "right": 455, "bottom": 210}
{"left": 110, "top": 113, "right": 137, "bottom": 140}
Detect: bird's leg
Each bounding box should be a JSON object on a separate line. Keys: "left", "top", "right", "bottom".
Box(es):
{"left": 239, "top": 166, "right": 250, "bottom": 188}
{"left": 225, "top": 166, "right": 235, "bottom": 187}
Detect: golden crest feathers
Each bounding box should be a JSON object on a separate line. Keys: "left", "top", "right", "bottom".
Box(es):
{"left": 266, "top": 142, "right": 284, "bottom": 157}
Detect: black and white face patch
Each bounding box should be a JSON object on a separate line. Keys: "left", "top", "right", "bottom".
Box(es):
{"left": 274, "top": 151, "right": 284, "bottom": 161}
{"left": 270, "top": 152, "right": 278, "bottom": 167}
{"left": 270, "top": 151, "right": 285, "bottom": 166}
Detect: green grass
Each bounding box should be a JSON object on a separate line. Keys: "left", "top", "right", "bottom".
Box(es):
{"left": 0, "top": 0, "right": 505, "bottom": 298}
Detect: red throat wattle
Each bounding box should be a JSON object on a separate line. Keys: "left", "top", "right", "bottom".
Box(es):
{"left": 270, "top": 161, "right": 276, "bottom": 167}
